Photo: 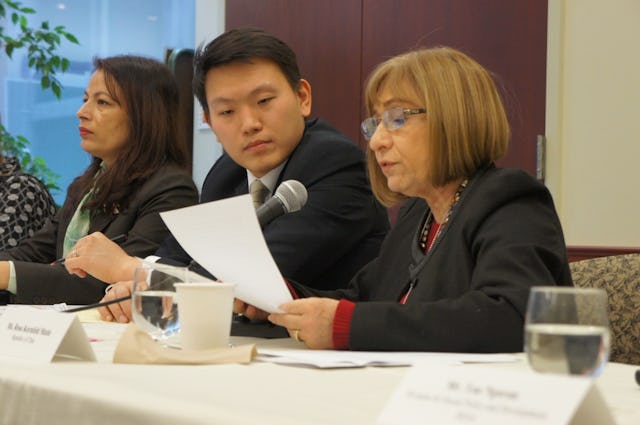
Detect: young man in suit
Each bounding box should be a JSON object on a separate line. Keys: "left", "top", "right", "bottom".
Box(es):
{"left": 64, "top": 28, "right": 389, "bottom": 322}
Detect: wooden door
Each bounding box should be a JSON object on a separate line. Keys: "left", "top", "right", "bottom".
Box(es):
{"left": 226, "top": 0, "right": 547, "bottom": 175}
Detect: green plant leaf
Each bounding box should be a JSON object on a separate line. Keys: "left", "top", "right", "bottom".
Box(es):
{"left": 43, "top": 32, "right": 55, "bottom": 44}
{"left": 1, "top": 0, "right": 80, "bottom": 194}
{"left": 40, "top": 74, "right": 50, "bottom": 89}
{"left": 63, "top": 32, "right": 78, "bottom": 44}
{"left": 51, "top": 81, "right": 61, "bottom": 99}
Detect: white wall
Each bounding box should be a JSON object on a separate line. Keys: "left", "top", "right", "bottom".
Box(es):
{"left": 192, "top": 0, "right": 225, "bottom": 192}
{"left": 546, "top": 0, "right": 640, "bottom": 247}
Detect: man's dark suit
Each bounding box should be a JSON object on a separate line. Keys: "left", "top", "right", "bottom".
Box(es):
{"left": 0, "top": 164, "right": 199, "bottom": 304}
{"left": 157, "top": 118, "right": 389, "bottom": 290}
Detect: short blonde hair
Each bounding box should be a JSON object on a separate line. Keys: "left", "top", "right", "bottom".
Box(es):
{"left": 364, "top": 47, "right": 510, "bottom": 206}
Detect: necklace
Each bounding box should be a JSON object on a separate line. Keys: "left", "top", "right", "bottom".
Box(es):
{"left": 419, "top": 179, "right": 468, "bottom": 252}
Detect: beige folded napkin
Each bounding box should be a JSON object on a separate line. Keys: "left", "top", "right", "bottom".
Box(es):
{"left": 75, "top": 308, "right": 103, "bottom": 323}
{"left": 113, "top": 323, "right": 256, "bottom": 365}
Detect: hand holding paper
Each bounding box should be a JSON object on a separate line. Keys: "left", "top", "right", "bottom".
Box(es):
{"left": 160, "top": 195, "right": 293, "bottom": 313}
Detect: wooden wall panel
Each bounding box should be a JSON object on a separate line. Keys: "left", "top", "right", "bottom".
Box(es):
{"left": 361, "top": 0, "right": 548, "bottom": 174}
{"left": 226, "top": 0, "right": 548, "bottom": 174}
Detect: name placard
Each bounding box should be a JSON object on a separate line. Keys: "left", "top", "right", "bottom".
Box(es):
{"left": 378, "top": 363, "right": 615, "bottom": 425}
{"left": 0, "top": 308, "right": 95, "bottom": 363}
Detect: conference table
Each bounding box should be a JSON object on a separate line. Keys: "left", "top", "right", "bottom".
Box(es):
{"left": 0, "top": 316, "right": 638, "bottom": 425}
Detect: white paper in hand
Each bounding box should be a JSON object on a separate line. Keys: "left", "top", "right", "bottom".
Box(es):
{"left": 160, "top": 194, "right": 292, "bottom": 313}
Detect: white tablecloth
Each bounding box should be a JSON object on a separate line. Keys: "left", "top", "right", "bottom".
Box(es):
{"left": 0, "top": 321, "right": 638, "bottom": 425}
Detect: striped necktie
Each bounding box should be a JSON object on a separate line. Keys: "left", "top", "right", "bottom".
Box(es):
{"left": 249, "top": 179, "right": 270, "bottom": 209}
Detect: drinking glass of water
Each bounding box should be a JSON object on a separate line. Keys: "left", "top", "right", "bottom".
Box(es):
{"left": 524, "top": 286, "right": 610, "bottom": 377}
{"left": 131, "top": 263, "right": 189, "bottom": 345}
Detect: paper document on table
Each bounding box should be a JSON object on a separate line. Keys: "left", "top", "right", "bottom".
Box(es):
{"left": 160, "top": 195, "right": 292, "bottom": 313}
{"left": 0, "top": 303, "right": 67, "bottom": 318}
{"left": 257, "top": 348, "right": 519, "bottom": 369}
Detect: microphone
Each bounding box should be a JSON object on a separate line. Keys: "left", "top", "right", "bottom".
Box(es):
{"left": 256, "top": 180, "right": 307, "bottom": 228}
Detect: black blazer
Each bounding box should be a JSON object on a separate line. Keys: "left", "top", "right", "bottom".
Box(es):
{"left": 157, "top": 118, "right": 389, "bottom": 290}
{"left": 292, "top": 166, "right": 573, "bottom": 352}
{"left": 0, "top": 164, "right": 199, "bottom": 304}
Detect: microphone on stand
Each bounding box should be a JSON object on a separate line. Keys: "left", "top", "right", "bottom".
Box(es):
{"left": 256, "top": 180, "right": 307, "bottom": 228}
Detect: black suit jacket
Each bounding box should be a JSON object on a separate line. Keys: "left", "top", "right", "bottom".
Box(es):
{"left": 0, "top": 164, "right": 199, "bottom": 304}
{"left": 157, "top": 118, "right": 389, "bottom": 290}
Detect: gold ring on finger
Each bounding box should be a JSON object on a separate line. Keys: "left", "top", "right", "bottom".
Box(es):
{"left": 293, "top": 329, "right": 302, "bottom": 342}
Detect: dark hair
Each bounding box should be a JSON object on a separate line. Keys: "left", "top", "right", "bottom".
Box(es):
{"left": 63, "top": 55, "right": 189, "bottom": 218}
{"left": 193, "top": 27, "right": 301, "bottom": 115}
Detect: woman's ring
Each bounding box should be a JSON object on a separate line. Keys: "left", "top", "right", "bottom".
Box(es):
{"left": 293, "top": 329, "right": 302, "bottom": 342}
{"left": 73, "top": 248, "right": 78, "bottom": 257}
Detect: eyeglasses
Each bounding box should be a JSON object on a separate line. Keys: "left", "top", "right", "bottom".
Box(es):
{"left": 360, "top": 107, "right": 427, "bottom": 140}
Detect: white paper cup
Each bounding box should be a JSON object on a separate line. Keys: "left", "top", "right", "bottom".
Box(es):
{"left": 174, "top": 282, "right": 235, "bottom": 350}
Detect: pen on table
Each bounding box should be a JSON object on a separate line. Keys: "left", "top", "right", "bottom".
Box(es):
{"left": 53, "top": 233, "right": 128, "bottom": 265}
{"left": 63, "top": 295, "right": 131, "bottom": 313}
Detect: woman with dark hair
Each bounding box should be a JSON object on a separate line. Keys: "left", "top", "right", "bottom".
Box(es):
{"left": 0, "top": 55, "right": 198, "bottom": 305}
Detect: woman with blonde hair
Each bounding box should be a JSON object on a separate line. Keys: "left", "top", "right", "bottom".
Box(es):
{"left": 239, "top": 46, "right": 572, "bottom": 352}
